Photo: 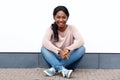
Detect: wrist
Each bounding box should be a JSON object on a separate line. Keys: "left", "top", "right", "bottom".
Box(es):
{"left": 68, "top": 49, "right": 70, "bottom": 52}
{"left": 58, "top": 50, "right": 62, "bottom": 55}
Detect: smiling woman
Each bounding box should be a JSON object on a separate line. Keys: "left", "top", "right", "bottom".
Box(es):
{"left": 41, "top": 5, "right": 85, "bottom": 78}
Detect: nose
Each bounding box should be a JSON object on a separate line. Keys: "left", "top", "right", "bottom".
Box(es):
{"left": 59, "top": 18, "right": 63, "bottom": 21}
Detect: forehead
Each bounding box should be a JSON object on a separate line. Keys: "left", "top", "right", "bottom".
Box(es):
{"left": 55, "top": 11, "right": 67, "bottom": 16}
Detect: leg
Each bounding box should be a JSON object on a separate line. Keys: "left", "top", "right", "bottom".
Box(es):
{"left": 41, "top": 47, "right": 63, "bottom": 71}
{"left": 41, "top": 47, "right": 73, "bottom": 78}
{"left": 66, "top": 54, "right": 84, "bottom": 70}
{"left": 61, "top": 46, "right": 85, "bottom": 69}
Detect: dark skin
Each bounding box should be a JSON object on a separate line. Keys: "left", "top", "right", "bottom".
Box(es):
{"left": 54, "top": 10, "right": 70, "bottom": 59}
{"left": 58, "top": 48, "right": 70, "bottom": 59}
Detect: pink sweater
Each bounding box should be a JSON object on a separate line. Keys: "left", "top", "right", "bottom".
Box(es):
{"left": 42, "top": 25, "right": 84, "bottom": 54}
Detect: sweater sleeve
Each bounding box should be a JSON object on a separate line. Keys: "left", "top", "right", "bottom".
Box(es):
{"left": 42, "top": 28, "right": 61, "bottom": 54}
{"left": 66, "top": 26, "right": 84, "bottom": 51}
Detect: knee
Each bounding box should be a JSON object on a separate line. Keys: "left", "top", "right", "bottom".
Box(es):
{"left": 80, "top": 46, "right": 86, "bottom": 52}
{"left": 41, "top": 46, "right": 45, "bottom": 50}
{"left": 41, "top": 46, "right": 47, "bottom": 54}
{"left": 78, "top": 46, "right": 86, "bottom": 54}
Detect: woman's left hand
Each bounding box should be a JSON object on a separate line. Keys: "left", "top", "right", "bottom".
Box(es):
{"left": 63, "top": 48, "right": 70, "bottom": 59}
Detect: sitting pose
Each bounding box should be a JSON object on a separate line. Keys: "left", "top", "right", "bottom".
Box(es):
{"left": 41, "top": 5, "right": 85, "bottom": 78}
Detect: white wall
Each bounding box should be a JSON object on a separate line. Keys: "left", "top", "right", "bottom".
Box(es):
{"left": 0, "top": 0, "right": 120, "bottom": 53}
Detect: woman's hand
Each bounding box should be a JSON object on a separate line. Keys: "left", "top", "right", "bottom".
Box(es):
{"left": 58, "top": 50, "right": 66, "bottom": 59}
{"left": 63, "top": 48, "right": 70, "bottom": 59}
{"left": 58, "top": 48, "right": 70, "bottom": 59}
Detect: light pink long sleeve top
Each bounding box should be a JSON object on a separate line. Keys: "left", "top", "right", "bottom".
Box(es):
{"left": 42, "top": 25, "right": 84, "bottom": 54}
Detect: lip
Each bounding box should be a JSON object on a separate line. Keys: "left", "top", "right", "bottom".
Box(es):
{"left": 59, "top": 23, "right": 64, "bottom": 26}
{"left": 59, "top": 22, "right": 64, "bottom": 24}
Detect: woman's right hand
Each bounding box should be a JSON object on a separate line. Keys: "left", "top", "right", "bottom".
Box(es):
{"left": 58, "top": 50, "right": 66, "bottom": 59}
{"left": 58, "top": 49, "right": 69, "bottom": 59}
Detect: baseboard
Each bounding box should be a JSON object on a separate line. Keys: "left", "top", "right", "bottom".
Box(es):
{"left": 0, "top": 52, "right": 120, "bottom": 69}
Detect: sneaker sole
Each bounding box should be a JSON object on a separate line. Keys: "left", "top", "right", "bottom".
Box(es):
{"left": 67, "top": 70, "right": 73, "bottom": 78}
{"left": 58, "top": 70, "right": 66, "bottom": 77}
{"left": 44, "top": 70, "right": 54, "bottom": 76}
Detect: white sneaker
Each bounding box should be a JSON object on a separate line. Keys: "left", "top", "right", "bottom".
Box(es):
{"left": 44, "top": 67, "right": 56, "bottom": 76}
{"left": 59, "top": 67, "right": 73, "bottom": 78}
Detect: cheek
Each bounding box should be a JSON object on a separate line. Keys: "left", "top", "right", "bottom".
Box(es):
{"left": 62, "top": 21, "right": 67, "bottom": 24}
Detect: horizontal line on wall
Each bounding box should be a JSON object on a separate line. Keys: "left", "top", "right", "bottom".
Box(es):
{"left": 0, "top": 52, "right": 120, "bottom": 54}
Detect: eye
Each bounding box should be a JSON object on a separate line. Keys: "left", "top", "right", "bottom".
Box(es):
{"left": 62, "top": 16, "right": 67, "bottom": 19}
{"left": 56, "top": 16, "right": 60, "bottom": 19}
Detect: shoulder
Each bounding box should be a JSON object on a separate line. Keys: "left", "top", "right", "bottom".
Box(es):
{"left": 68, "top": 24, "right": 76, "bottom": 28}
{"left": 67, "top": 24, "right": 77, "bottom": 31}
{"left": 45, "top": 26, "right": 53, "bottom": 34}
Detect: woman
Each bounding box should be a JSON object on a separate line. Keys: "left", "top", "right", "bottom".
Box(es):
{"left": 41, "top": 5, "right": 85, "bottom": 78}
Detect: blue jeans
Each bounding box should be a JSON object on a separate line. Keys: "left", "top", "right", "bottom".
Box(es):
{"left": 41, "top": 46, "right": 85, "bottom": 71}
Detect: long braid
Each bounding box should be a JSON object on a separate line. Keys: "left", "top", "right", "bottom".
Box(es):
{"left": 51, "top": 22, "right": 59, "bottom": 41}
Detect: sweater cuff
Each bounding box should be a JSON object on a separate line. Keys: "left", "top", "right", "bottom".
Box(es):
{"left": 55, "top": 49, "right": 61, "bottom": 54}
{"left": 66, "top": 47, "right": 73, "bottom": 52}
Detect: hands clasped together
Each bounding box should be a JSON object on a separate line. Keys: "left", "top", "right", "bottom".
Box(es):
{"left": 58, "top": 48, "right": 70, "bottom": 60}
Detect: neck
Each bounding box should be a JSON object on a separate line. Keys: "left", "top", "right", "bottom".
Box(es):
{"left": 58, "top": 25, "right": 67, "bottom": 32}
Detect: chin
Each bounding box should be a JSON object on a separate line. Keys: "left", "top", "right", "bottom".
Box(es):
{"left": 59, "top": 26, "right": 64, "bottom": 28}
{"left": 59, "top": 24, "right": 65, "bottom": 27}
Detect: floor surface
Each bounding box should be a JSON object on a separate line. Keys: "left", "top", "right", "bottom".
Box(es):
{"left": 0, "top": 68, "right": 120, "bottom": 80}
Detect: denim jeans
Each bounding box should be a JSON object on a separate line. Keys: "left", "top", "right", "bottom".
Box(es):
{"left": 41, "top": 46, "right": 85, "bottom": 71}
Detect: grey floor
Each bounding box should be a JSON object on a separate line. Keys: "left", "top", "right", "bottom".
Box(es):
{"left": 0, "top": 68, "right": 120, "bottom": 80}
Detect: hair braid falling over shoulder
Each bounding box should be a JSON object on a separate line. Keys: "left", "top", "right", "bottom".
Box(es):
{"left": 51, "top": 22, "right": 59, "bottom": 42}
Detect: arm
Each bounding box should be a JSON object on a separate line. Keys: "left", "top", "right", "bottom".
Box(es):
{"left": 66, "top": 26, "right": 84, "bottom": 51}
{"left": 42, "top": 28, "right": 61, "bottom": 54}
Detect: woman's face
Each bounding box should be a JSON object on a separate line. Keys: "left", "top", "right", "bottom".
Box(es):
{"left": 54, "top": 10, "right": 68, "bottom": 28}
